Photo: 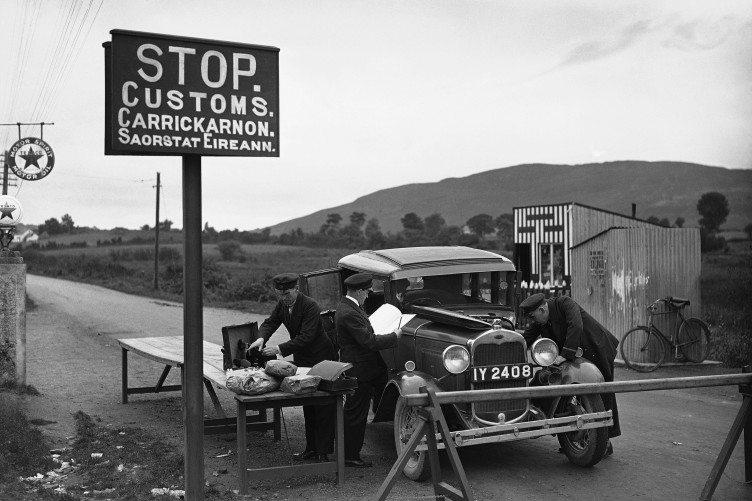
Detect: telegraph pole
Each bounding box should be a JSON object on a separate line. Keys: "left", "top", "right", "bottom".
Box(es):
{"left": 154, "top": 172, "right": 160, "bottom": 290}
{"left": 2, "top": 151, "right": 8, "bottom": 195}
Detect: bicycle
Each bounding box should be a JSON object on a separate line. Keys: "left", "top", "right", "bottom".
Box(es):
{"left": 620, "top": 296, "right": 711, "bottom": 372}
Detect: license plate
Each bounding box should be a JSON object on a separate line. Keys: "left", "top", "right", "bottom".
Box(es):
{"left": 472, "top": 363, "right": 533, "bottom": 382}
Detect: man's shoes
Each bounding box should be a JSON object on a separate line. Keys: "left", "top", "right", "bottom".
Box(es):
{"left": 603, "top": 440, "right": 613, "bottom": 458}
{"left": 345, "top": 458, "right": 373, "bottom": 468}
{"left": 292, "top": 450, "right": 317, "bottom": 461}
{"left": 317, "top": 454, "right": 329, "bottom": 462}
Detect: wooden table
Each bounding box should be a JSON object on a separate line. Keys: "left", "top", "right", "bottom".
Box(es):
{"left": 235, "top": 389, "right": 352, "bottom": 493}
{"left": 118, "top": 336, "right": 280, "bottom": 436}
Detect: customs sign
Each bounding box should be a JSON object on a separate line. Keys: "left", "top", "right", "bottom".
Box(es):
{"left": 104, "top": 30, "right": 279, "bottom": 157}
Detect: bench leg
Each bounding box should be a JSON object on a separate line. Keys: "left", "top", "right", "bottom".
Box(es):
{"left": 237, "top": 400, "right": 249, "bottom": 495}
{"left": 274, "top": 407, "right": 281, "bottom": 441}
{"left": 203, "top": 379, "right": 226, "bottom": 419}
{"left": 155, "top": 365, "right": 172, "bottom": 392}
{"left": 121, "top": 348, "right": 128, "bottom": 404}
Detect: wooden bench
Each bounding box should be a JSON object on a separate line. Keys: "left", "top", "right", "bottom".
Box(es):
{"left": 117, "top": 335, "right": 281, "bottom": 437}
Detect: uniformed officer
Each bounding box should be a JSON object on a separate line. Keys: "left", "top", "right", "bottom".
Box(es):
{"left": 336, "top": 273, "right": 398, "bottom": 467}
{"left": 249, "top": 272, "right": 337, "bottom": 461}
{"left": 520, "top": 292, "right": 620, "bottom": 456}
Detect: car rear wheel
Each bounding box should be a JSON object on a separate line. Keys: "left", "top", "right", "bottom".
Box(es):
{"left": 394, "top": 396, "right": 431, "bottom": 481}
{"left": 556, "top": 394, "right": 608, "bottom": 466}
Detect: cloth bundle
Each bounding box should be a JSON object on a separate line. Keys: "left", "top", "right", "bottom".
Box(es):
{"left": 226, "top": 367, "right": 281, "bottom": 395}
{"left": 280, "top": 374, "right": 322, "bottom": 394}
{"left": 264, "top": 359, "right": 297, "bottom": 378}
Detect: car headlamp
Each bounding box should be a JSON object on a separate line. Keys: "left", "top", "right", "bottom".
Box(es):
{"left": 442, "top": 345, "right": 470, "bottom": 374}
{"left": 530, "top": 338, "right": 559, "bottom": 366}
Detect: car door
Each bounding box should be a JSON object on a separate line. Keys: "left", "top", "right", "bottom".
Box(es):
{"left": 300, "top": 268, "right": 343, "bottom": 311}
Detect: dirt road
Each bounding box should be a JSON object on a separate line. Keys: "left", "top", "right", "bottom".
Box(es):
{"left": 19, "top": 275, "right": 751, "bottom": 500}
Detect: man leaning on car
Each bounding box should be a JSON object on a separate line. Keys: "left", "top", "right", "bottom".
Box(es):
{"left": 336, "top": 273, "right": 398, "bottom": 468}
{"left": 520, "top": 292, "right": 620, "bottom": 456}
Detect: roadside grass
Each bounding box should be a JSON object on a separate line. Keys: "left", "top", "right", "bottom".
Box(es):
{"left": 701, "top": 252, "right": 752, "bottom": 367}
{"left": 21, "top": 243, "right": 347, "bottom": 315}
{"left": 0, "top": 386, "right": 238, "bottom": 500}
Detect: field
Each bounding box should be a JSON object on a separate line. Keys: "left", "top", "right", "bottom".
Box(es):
{"left": 14, "top": 233, "right": 752, "bottom": 366}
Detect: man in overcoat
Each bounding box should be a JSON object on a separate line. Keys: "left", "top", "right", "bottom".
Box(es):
{"left": 336, "top": 273, "right": 398, "bottom": 467}
{"left": 250, "top": 273, "right": 337, "bottom": 461}
{"left": 520, "top": 293, "right": 621, "bottom": 454}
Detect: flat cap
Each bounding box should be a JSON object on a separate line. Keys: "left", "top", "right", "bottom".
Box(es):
{"left": 344, "top": 273, "right": 373, "bottom": 290}
{"left": 272, "top": 273, "right": 299, "bottom": 290}
{"left": 520, "top": 293, "right": 545, "bottom": 314}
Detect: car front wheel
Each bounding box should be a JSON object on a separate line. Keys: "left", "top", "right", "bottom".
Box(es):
{"left": 393, "top": 396, "right": 431, "bottom": 481}
{"left": 556, "top": 394, "right": 608, "bottom": 466}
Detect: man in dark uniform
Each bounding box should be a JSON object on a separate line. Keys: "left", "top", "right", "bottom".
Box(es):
{"left": 520, "top": 292, "right": 620, "bottom": 455}
{"left": 336, "top": 273, "right": 398, "bottom": 467}
{"left": 249, "top": 273, "right": 337, "bottom": 461}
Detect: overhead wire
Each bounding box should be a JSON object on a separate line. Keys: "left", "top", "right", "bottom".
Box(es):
{"left": 1, "top": 0, "right": 105, "bottom": 193}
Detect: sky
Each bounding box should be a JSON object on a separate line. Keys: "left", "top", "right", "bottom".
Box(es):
{"left": 1, "top": 0, "right": 750, "bottom": 232}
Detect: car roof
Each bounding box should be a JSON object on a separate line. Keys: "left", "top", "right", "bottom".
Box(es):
{"left": 338, "top": 246, "right": 515, "bottom": 279}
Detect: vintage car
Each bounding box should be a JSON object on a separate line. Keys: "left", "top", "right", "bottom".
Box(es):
{"left": 301, "top": 246, "right": 612, "bottom": 481}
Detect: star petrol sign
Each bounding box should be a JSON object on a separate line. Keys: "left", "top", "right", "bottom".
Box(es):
{"left": 7, "top": 137, "right": 55, "bottom": 181}
{"left": 0, "top": 196, "right": 23, "bottom": 225}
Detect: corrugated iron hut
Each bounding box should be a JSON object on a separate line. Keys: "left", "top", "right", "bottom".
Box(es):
{"left": 513, "top": 203, "right": 702, "bottom": 358}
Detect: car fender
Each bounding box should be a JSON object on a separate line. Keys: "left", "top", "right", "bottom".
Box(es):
{"left": 371, "top": 370, "right": 443, "bottom": 423}
{"left": 559, "top": 358, "right": 605, "bottom": 385}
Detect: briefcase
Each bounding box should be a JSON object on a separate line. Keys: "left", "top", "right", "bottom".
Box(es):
{"left": 308, "top": 360, "right": 358, "bottom": 391}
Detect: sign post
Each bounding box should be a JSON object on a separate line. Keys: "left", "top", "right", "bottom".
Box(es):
{"left": 103, "top": 30, "right": 279, "bottom": 500}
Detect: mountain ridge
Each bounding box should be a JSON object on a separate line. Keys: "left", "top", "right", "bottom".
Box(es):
{"left": 267, "top": 161, "right": 752, "bottom": 235}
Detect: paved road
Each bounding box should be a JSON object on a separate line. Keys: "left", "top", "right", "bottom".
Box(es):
{"left": 22, "top": 274, "right": 751, "bottom": 501}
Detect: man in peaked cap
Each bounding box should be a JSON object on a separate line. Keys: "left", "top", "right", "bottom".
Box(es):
{"left": 520, "top": 292, "right": 620, "bottom": 456}
{"left": 249, "top": 272, "right": 337, "bottom": 461}
{"left": 336, "top": 273, "right": 398, "bottom": 467}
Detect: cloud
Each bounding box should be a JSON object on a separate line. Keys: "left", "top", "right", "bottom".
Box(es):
{"left": 557, "top": 19, "right": 656, "bottom": 68}
{"left": 662, "top": 15, "right": 737, "bottom": 51}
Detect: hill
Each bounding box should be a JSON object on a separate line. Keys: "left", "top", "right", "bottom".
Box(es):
{"left": 266, "top": 161, "right": 752, "bottom": 235}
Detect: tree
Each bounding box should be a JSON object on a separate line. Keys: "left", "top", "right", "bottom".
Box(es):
{"left": 365, "top": 218, "right": 386, "bottom": 248}
{"left": 326, "top": 213, "right": 342, "bottom": 226}
{"left": 160, "top": 219, "right": 173, "bottom": 231}
{"left": 349, "top": 212, "right": 366, "bottom": 227}
{"left": 424, "top": 213, "right": 446, "bottom": 239}
{"left": 61, "top": 213, "right": 75, "bottom": 233}
{"left": 745, "top": 223, "right": 752, "bottom": 241}
{"left": 647, "top": 216, "right": 670, "bottom": 227}
{"left": 495, "top": 213, "right": 514, "bottom": 250}
{"left": 140, "top": 224, "right": 151, "bottom": 231}
{"left": 674, "top": 217, "right": 685, "bottom": 228}
{"left": 202, "top": 222, "right": 219, "bottom": 243}
{"left": 401, "top": 212, "right": 424, "bottom": 232}
{"left": 217, "top": 240, "right": 244, "bottom": 261}
{"left": 320, "top": 213, "right": 343, "bottom": 236}
{"left": 466, "top": 214, "right": 495, "bottom": 237}
{"left": 39, "top": 217, "right": 61, "bottom": 235}
{"left": 697, "top": 192, "right": 729, "bottom": 233}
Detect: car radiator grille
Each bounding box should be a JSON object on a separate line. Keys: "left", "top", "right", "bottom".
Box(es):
{"left": 471, "top": 341, "right": 527, "bottom": 422}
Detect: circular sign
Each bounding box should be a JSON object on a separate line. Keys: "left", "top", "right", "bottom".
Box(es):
{"left": 0, "top": 195, "right": 23, "bottom": 225}
{"left": 7, "top": 137, "right": 55, "bottom": 181}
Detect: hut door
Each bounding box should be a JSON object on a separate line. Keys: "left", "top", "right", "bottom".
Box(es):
{"left": 540, "top": 244, "right": 565, "bottom": 284}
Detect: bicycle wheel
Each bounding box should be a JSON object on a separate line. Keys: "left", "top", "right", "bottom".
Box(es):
{"left": 620, "top": 326, "right": 665, "bottom": 372}
{"left": 677, "top": 318, "right": 711, "bottom": 363}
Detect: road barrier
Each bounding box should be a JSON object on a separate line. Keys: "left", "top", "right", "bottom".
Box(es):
{"left": 377, "top": 367, "right": 752, "bottom": 501}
